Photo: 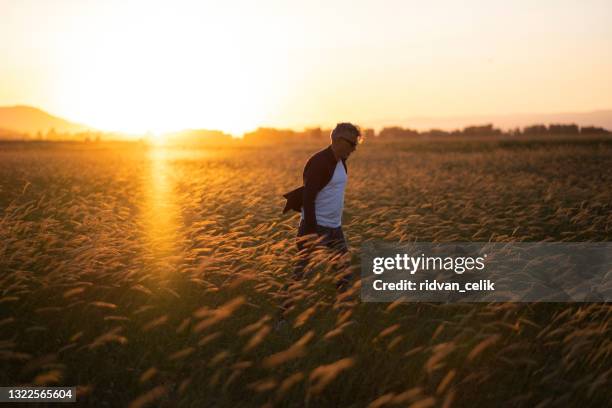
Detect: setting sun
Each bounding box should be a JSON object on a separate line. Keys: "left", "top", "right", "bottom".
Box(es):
{"left": 1, "top": 0, "right": 611, "bottom": 135}
{"left": 2, "top": 1, "right": 296, "bottom": 135}
{"left": 42, "top": 2, "right": 288, "bottom": 135}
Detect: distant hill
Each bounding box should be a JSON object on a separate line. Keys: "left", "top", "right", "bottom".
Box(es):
{"left": 0, "top": 105, "right": 92, "bottom": 136}
{"left": 368, "top": 110, "right": 612, "bottom": 132}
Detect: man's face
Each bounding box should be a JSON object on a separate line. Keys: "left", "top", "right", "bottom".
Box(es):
{"left": 333, "top": 132, "right": 359, "bottom": 159}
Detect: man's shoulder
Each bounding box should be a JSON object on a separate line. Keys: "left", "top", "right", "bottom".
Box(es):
{"left": 305, "top": 146, "right": 333, "bottom": 168}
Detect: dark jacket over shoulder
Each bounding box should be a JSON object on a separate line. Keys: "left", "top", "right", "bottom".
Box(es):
{"left": 282, "top": 145, "right": 347, "bottom": 234}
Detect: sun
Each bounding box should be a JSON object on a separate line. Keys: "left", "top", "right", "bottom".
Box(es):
{"left": 47, "top": 2, "right": 289, "bottom": 137}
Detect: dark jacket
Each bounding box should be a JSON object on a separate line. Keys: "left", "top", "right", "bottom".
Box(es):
{"left": 282, "top": 145, "right": 347, "bottom": 234}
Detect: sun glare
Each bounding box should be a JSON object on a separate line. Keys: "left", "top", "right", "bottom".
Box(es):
{"left": 44, "top": 2, "right": 288, "bottom": 136}
{"left": 4, "top": 1, "right": 611, "bottom": 135}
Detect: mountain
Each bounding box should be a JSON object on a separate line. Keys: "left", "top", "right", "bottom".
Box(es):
{"left": 367, "top": 110, "right": 612, "bottom": 132}
{"left": 0, "top": 105, "right": 92, "bottom": 136}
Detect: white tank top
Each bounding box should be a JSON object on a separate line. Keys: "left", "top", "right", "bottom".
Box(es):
{"left": 301, "top": 161, "right": 347, "bottom": 228}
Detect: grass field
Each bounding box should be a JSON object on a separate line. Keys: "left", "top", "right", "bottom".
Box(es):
{"left": 0, "top": 135, "right": 611, "bottom": 407}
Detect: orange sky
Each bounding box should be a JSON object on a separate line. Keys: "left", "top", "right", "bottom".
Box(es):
{"left": 1, "top": 0, "right": 611, "bottom": 135}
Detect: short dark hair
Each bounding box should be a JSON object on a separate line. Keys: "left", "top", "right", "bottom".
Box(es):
{"left": 330, "top": 122, "right": 361, "bottom": 142}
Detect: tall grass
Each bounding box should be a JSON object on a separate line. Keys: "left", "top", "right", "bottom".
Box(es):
{"left": 0, "top": 136, "right": 610, "bottom": 407}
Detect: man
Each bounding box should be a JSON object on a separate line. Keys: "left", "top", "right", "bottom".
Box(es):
{"left": 282, "top": 122, "right": 361, "bottom": 292}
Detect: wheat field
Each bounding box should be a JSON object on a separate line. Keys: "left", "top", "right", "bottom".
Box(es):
{"left": 0, "top": 135, "right": 611, "bottom": 407}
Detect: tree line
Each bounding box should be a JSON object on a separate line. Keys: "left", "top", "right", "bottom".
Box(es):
{"left": 377, "top": 123, "right": 610, "bottom": 138}
{"left": 1, "top": 122, "right": 609, "bottom": 143}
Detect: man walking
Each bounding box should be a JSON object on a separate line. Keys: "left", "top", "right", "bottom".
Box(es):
{"left": 282, "top": 122, "right": 361, "bottom": 293}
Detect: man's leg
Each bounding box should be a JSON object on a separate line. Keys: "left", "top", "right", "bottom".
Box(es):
{"left": 325, "top": 226, "right": 353, "bottom": 293}
{"left": 278, "top": 223, "right": 352, "bottom": 328}
{"left": 312, "top": 225, "right": 352, "bottom": 292}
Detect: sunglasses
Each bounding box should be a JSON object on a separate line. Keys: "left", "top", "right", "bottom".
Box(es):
{"left": 340, "top": 136, "right": 358, "bottom": 148}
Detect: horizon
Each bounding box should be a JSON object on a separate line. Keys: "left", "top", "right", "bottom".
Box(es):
{"left": 1, "top": 104, "right": 612, "bottom": 140}
{"left": 1, "top": 0, "right": 611, "bottom": 136}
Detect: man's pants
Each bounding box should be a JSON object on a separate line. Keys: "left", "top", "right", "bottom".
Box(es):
{"left": 292, "top": 219, "right": 352, "bottom": 292}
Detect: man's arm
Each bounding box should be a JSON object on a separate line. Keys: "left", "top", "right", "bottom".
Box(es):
{"left": 302, "top": 159, "right": 321, "bottom": 235}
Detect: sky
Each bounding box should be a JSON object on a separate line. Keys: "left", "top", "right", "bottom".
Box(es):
{"left": 1, "top": 0, "right": 611, "bottom": 135}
